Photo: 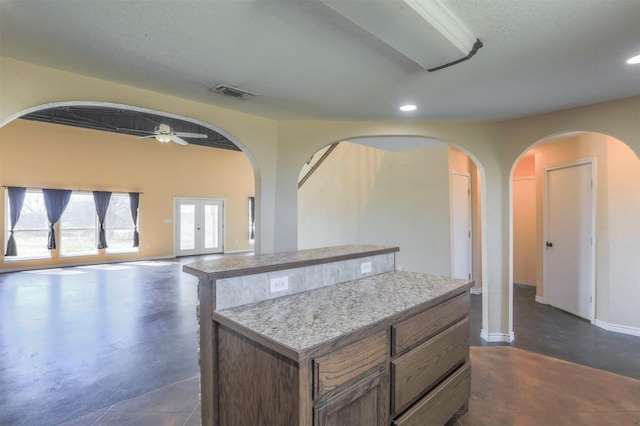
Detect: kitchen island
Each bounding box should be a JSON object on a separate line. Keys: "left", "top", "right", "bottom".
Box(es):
{"left": 184, "top": 245, "right": 472, "bottom": 426}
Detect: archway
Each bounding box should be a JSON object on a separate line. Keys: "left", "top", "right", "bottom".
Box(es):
{"left": 509, "top": 131, "right": 640, "bottom": 361}
{"left": 0, "top": 101, "right": 259, "bottom": 270}
{"left": 297, "top": 135, "right": 487, "bottom": 339}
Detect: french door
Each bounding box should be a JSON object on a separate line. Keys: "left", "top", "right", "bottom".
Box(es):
{"left": 175, "top": 198, "right": 224, "bottom": 256}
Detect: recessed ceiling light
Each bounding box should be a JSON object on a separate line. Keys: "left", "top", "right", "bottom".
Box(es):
{"left": 400, "top": 104, "right": 417, "bottom": 112}
{"left": 627, "top": 54, "right": 640, "bottom": 65}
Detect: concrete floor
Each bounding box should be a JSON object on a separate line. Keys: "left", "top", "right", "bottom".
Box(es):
{"left": 1, "top": 260, "right": 638, "bottom": 425}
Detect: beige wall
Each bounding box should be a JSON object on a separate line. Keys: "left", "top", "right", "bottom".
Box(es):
{"left": 299, "top": 142, "right": 452, "bottom": 275}
{"left": 0, "top": 119, "right": 255, "bottom": 270}
{"left": 2, "top": 56, "right": 639, "bottom": 338}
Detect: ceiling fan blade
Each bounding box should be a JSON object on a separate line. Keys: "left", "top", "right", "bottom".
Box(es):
{"left": 174, "top": 132, "right": 208, "bottom": 139}
{"left": 171, "top": 135, "right": 189, "bottom": 146}
{"left": 136, "top": 135, "right": 157, "bottom": 139}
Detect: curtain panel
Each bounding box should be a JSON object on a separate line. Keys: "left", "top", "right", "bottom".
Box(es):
{"left": 42, "top": 189, "right": 72, "bottom": 250}
{"left": 4, "top": 186, "right": 27, "bottom": 256}
{"left": 93, "top": 191, "right": 112, "bottom": 249}
{"left": 249, "top": 196, "right": 255, "bottom": 240}
{"left": 129, "top": 192, "right": 140, "bottom": 247}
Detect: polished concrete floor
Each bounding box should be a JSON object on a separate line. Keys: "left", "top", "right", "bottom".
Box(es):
{"left": 1, "top": 260, "right": 639, "bottom": 425}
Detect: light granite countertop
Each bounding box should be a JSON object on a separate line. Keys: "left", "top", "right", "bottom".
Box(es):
{"left": 214, "top": 270, "right": 471, "bottom": 357}
{"left": 183, "top": 244, "right": 398, "bottom": 280}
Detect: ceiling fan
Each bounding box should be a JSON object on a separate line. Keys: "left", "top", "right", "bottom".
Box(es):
{"left": 137, "top": 123, "right": 207, "bottom": 145}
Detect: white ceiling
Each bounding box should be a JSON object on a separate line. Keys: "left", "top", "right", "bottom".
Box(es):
{"left": 1, "top": 0, "right": 639, "bottom": 122}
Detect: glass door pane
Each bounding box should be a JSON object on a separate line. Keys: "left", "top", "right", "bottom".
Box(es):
{"left": 203, "top": 204, "right": 219, "bottom": 250}
{"left": 179, "top": 204, "right": 196, "bottom": 251}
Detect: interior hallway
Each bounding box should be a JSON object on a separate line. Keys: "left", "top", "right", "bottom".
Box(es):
{"left": 1, "top": 259, "right": 638, "bottom": 425}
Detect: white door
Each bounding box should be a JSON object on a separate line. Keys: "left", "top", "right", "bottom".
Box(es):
{"left": 545, "top": 162, "right": 594, "bottom": 320}
{"left": 452, "top": 172, "right": 472, "bottom": 280}
{"left": 175, "top": 198, "right": 224, "bottom": 256}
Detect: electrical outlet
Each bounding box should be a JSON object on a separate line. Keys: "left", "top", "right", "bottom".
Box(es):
{"left": 270, "top": 276, "right": 289, "bottom": 293}
{"left": 361, "top": 262, "right": 372, "bottom": 274}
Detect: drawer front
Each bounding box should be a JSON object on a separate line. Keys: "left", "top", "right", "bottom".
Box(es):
{"left": 392, "top": 318, "right": 469, "bottom": 414}
{"left": 393, "top": 292, "right": 469, "bottom": 355}
{"left": 392, "top": 363, "right": 471, "bottom": 426}
{"left": 314, "top": 330, "right": 388, "bottom": 399}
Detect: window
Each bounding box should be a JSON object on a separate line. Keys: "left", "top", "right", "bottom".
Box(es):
{"left": 105, "top": 194, "right": 137, "bottom": 253}
{"left": 60, "top": 193, "right": 97, "bottom": 256}
{"left": 6, "top": 190, "right": 50, "bottom": 258}
{"left": 5, "top": 188, "right": 139, "bottom": 260}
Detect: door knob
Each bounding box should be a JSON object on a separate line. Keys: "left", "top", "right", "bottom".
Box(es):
{"left": 546, "top": 241, "right": 553, "bottom": 247}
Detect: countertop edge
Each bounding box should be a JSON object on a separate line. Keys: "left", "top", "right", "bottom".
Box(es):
{"left": 183, "top": 245, "right": 399, "bottom": 281}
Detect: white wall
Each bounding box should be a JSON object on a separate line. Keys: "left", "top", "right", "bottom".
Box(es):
{"left": 298, "top": 142, "right": 452, "bottom": 275}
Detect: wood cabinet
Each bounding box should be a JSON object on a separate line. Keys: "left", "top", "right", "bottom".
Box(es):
{"left": 210, "top": 292, "right": 470, "bottom": 426}
{"left": 184, "top": 244, "right": 472, "bottom": 426}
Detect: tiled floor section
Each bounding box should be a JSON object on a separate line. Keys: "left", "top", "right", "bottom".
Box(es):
{"left": 60, "top": 376, "right": 201, "bottom": 426}
{"left": 61, "top": 346, "right": 640, "bottom": 425}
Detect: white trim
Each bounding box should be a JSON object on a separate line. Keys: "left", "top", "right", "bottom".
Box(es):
{"left": 594, "top": 319, "right": 640, "bottom": 337}
{"left": 543, "top": 157, "right": 597, "bottom": 321}
{"left": 480, "top": 329, "right": 515, "bottom": 343}
{"left": 223, "top": 249, "right": 254, "bottom": 254}
{"left": 470, "top": 287, "right": 482, "bottom": 295}
{"left": 535, "top": 295, "right": 545, "bottom": 304}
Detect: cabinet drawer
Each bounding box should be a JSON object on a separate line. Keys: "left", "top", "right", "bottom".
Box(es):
{"left": 391, "top": 318, "right": 469, "bottom": 414}
{"left": 393, "top": 292, "right": 469, "bottom": 355}
{"left": 392, "top": 363, "right": 471, "bottom": 426}
{"left": 314, "top": 330, "right": 388, "bottom": 399}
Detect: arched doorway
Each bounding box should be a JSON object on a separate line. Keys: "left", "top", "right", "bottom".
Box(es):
{"left": 297, "top": 136, "right": 486, "bottom": 337}
{"left": 509, "top": 131, "right": 640, "bottom": 371}
{"left": 0, "top": 101, "right": 258, "bottom": 270}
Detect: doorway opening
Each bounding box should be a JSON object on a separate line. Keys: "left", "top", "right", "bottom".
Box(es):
{"left": 511, "top": 131, "right": 640, "bottom": 338}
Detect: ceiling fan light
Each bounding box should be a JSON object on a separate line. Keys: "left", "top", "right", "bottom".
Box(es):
{"left": 627, "top": 54, "right": 640, "bottom": 65}
{"left": 156, "top": 134, "right": 172, "bottom": 143}
{"left": 400, "top": 104, "right": 417, "bottom": 112}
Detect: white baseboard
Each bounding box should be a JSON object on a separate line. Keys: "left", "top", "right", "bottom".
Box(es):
{"left": 594, "top": 319, "right": 640, "bottom": 337}
{"left": 480, "top": 329, "right": 515, "bottom": 343}
{"left": 0, "top": 255, "right": 175, "bottom": 274}
{"left": 470, "top": 287, "right": 482, "bottom": 295}
{"left": 535, "top": 295, "right": 545, "bottom": 304}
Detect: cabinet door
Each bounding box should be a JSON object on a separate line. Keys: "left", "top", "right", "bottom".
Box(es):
{"left": 314, "top": 369, "right": 387, "bottom": 426}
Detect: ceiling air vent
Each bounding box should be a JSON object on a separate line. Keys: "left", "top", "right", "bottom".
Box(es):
{"left": 211, "top": 84, "right": 257, "bottom": 100}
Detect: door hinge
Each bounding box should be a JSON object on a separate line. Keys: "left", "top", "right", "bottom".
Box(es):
{"left": 468, "top": 231, "right": 471, "bottom": 238}
{"left": 469, "top": 274, "right": 471, "bottom": 279}
{"left": 590, "top": 296, "right": 593, "bottom": 303}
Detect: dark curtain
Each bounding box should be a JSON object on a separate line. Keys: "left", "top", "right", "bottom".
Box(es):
{"left": 93, "top": 191, "right": 112, "bottom": 249}
{"left": 42, "top": 189, "right": 72, "bottom": 250}
{"left": 249, "top": 196, "right": 255, "bottom": 240}
{"left": 129, "top": 192, "right": 140, "bottom": 247}
{"left": 4, "top": 186, "right": 27, "bottom": 256}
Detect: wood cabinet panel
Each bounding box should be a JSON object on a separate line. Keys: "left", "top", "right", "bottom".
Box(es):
{"left": 314, "top": 369, "right": 387, "bottom": 426}
{"left": 392, "top": 363, "right": 471, "bottom": 426}
{"left": 314, "top": 330, "right": 388, "bottom": 398}
{"left": 217, "top": 325, "right": 299, "bottom": 426}
{"left": 392, "top": 318, "right": 469, "bottom": 414}
{"left": 392, "top": 293, "right": 469, "bottom": 355}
